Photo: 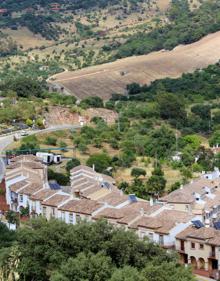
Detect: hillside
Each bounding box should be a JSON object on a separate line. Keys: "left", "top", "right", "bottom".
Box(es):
{"left": 50, "top": 30, "right": 220, "bottom": 100}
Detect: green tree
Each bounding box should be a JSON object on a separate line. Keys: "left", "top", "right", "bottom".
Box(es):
{"left": 145, "top": 126, "right": 176, "bottom": 159}
{"left": 5, "top": 211, "right": 18, "bottom": 228}
{"left": 110, "top": 266, "right": 145, "bottom": 281}
{"left": 131, "top": 168, "right": 146, "bottom": 178}
{"left": 19, "top": 135, "right": 39, "bottom": 152}
{"left": 13, "top": 219, "right": 194, "bottom": 281}
{"left": 86, "top": 153, "right": 111, "bottom": 173}
{"left": 6, "top": 77, "right": 43, "bottom": 98}
{"left": 51, "top": 252, "right": 112, "bottom": 281}
{"left": 156, "top": 93, "right": 187, "bottom": 124}
{"left": 45, "top": 136, "right": 57, "bottom": 146}
{"left": 209, "top": 130, "right": 220, "bottom": 147}
{"left": 146, "top": 166, "right": 166, "bottom": 196}
{"left": 0, "top": 222, "right": 16, "bottom": 248}
{"left": 66, "top": 158, "right": 81, "bottom": 173}
{"left": 26, "top": 119, "right": 33, "bottom": 127}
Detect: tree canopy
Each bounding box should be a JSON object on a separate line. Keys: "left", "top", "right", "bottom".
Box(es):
{"left": 0, "top": 218, "right": 195, "bottom": 281}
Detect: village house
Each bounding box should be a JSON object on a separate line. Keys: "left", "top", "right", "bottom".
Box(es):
{"left": 58, "top": 198, "right": 105, "bottom": 224}
{"left": 70, "top": 165, "right": 117, "bottom": 199}
{"left": 41, "top": 193, "right": 71, "bottom": 220}
{"left": 160, "top": 169, "right": 220, "bottom": 226}
{"left": 29, "top": 189, "right": 58, "bottom": 216}
{"left": 5, "top": 155, "right": 48, "bottom": 212}
{"left": 130, "top": 210, "right": 196, "bottom": 248}
{"left": 94, "top": 199, "right": 162, "bottom": 229}
{"left": 176, "top": 225, "right": 220, "bottom": 279}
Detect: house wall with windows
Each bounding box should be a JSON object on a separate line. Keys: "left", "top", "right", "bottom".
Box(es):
{"left": 29, "top": 199, "right": 42, "bottom": 215}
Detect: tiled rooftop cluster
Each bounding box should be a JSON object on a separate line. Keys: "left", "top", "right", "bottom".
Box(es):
{"left": 3, "top": 156, "right": 220, "bottom": 278}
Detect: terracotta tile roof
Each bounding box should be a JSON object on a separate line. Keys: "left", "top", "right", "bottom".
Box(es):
{"left": 94, "top": 201, "right": 162, "bottom": 225}
{"left": 42, "top": 194, "right": 70, "bottom": 207}
{"left": 70, "top": 165, "right": 115, "bottom": 184}
{"left": 176, "top": 225, "right": 220, "bottom": 246}
{"left": 10, "top": 155, "right": 40, "bottom": 163}
{"left": 70, "top": 165, "right": 94, "bottom": 174}
{"left": 22, "top": 162, "right": 44, "bottom": 169}
{"left": 98, "top": 191, "right": 128, "bottom": 207}
{"left": 130, "top": 210, "right": 193, "bottom": 234}
{"left": 6, "top": 163, "right": 20, "bottom": 170}
{"left": 74, "top": 180, "right": 96, "bottom": 191}
{"left": 19, "top": 183, "right": 44, "bottom": 196}
{"left": 88, "top": 189, "right": 111, "bottom": 200}
{"left": 30, "top": 189, "right": 58, "bottom": 201}
{"left": 82, "top": 185, "right": 101, "bottom": 197}
{"left": 10, "top": 180, "right": 29, "bottom": 192}
{"left": 175, "top": 225, "right": 195, "bottom": 240}
{"left": 161, "top": 178, "right": 220, "bottom": 204}
{"left": 94, "top": 207, "right": 124, "bottom": 220}
{"left": 6, "top": 174, "right": 22, "bottom": 181}
{"left": 6, "top": 163, "right": 44, "bottom": 175}
{"left": 71, "top": 177, "right": 89, "bottom": 187}
{"left": 59, "top": 199, "right": 103, "bottom": 215}
{"left": 161, "top": 190, "right": 194, "bottom": 204}
{"left": 204, "top": 192, "right": 220, "bottom": 210}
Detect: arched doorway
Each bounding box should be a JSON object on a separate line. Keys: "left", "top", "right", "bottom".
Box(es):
{"left": 198, "top": 258, "right": 205, "bottom": 270}
{"left": 190, "top": 256, "right": 197, "bottom": 269}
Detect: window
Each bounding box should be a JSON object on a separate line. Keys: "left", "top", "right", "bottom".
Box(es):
{"left": 20, "top": 194, "right": 23, "bottom": 203}
{"left": 69, "top": 213, "right": 74, "bottom": 224}
{"left": 61, "top": 212, "right": 65, "bottom": 221}
{"left": 43, "top": 207, "right": 46, "bottom": 216}
{"left": 76, "top": 214, "right": 81, "bottom": 223}
{"left": 200, "top": 244, "right": 204, "bottom": 249}
{"left": 148, "top": 233, "right": 153, "bottom": 241}
{"left": 52, "top": 208, "right": 55, "bottom": 217}
{"left": 191, "top": 242, "right": 195, "bottom": 249}
{"left": 159, "top": 235, "right": 164, "bottom": 246}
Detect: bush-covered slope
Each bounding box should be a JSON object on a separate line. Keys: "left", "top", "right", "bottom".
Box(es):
{"left": 115, "top": 0, "right": 220, "bottom": 58}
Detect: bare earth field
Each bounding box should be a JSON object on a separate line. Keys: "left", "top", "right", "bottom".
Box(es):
{"left": 51, "top": 31, "right": 220, "bottom": 100}
{"left": 2, "top": 27, "right": 53, "bottom": 50}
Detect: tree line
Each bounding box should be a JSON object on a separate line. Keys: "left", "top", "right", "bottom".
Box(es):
{"left": 0, "top": 219, "right": 195, "bottom": 281}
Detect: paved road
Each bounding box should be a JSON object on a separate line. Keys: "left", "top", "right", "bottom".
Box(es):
{"left": 0, "top": 125, "right": 81, "bottom": 182}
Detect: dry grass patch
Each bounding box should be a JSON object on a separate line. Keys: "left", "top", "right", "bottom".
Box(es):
{"left": 52, "top": 31, "right": 220, "bottom": 100}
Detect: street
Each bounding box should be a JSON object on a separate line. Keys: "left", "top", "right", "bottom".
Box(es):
{"left": 0, "top": 125, "right": 81, "bottom": 182}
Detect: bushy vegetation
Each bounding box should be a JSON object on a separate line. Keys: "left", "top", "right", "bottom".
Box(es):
{"left": 115, "top": 0, "right": 220, "bottom": 58}
{"left": 0, "top": 0, "right": 143, "bottom": 40}
{"left": 0, "top": 219, "right": 195, "bottom": 281}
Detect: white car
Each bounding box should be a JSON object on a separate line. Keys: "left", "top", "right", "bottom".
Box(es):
{"left": 20, "top": 131, "right": 29, "bottom": 136}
